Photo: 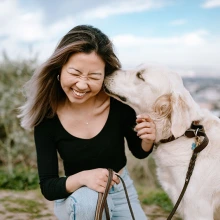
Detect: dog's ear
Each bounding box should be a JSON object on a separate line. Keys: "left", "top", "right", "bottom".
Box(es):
{"left": 154, "top": 94, "right": 172, "bottom": 118}
{"left": 170, "top": 88, "right": 202, "bottom": 138}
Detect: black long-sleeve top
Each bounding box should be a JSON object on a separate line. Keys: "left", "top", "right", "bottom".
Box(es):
{"left": 34, "top": 98, "right": 152, "bottom": 201}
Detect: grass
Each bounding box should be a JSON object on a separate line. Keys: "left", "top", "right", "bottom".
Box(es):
{"left": 137, "top": 187, "right": 183, "bottom": 220}
{"left": 142, "top": 190, "right": 173, "bottom": 212}
{"left": 0, "top": 195, "right": 52, "bottom": 219}
{"left": 1, "top": 196, "right": 43, "bottom": 213}
{"left": 138, "top": 187, "right": 174, "bottom": 212}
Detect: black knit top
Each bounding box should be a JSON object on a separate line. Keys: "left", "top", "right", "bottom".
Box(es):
{"left": 34, "top": 98, "right": 152, "bottom": 201}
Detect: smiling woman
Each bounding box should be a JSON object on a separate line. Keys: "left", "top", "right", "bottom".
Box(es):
{"left": 18, "top": 24, "right": 156, "bottom": 220}
{"left": 59, "top": 52, "right": 105, "bottom": 104}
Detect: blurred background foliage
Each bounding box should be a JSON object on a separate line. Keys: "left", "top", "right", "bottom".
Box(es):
{"left": 0, "top": 53, "right": 39, "bottom": 189}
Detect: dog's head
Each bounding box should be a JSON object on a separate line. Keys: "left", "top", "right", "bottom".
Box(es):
{"left": 104, "top": 63, "right": 203, "bottom": 142}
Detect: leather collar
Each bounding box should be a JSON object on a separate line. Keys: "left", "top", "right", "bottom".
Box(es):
{"left": 157, "top": 121, "right": 209, "bottom": 153}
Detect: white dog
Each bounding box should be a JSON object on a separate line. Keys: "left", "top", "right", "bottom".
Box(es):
{"left": 104, "top": 63, "right": 220, "bottom": 220}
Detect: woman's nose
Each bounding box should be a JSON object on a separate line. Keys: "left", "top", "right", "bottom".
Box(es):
{"left": 75, "top": 78, "right": 89, "bottom": 90}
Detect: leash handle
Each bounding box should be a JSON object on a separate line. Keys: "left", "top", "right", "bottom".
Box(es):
{"left": 95, "top": 169, "right": 135, "bottom": 220}
{"left": 95, "top": 168, "right": 113, "bottom": 220}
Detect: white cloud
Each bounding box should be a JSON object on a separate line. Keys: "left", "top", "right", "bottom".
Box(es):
{"left": 0, "top": 1, "right": 76, "bottom": 43}
{"left": 112, "top": 30, "right": 220, "bottom": 75}
{"left": 0, "top": 0, "right": 77, "bottom": 61}
{"left": 0, "top": 1, "right": 44, "bottom": 42}
{"left": 112, "top": 30, "right": 208, "bottom": 47}
{"left": 0, "top": 0, "right": 172, "bottom": 61}
{"left": 0, "top": 0, "right": 173, "bottom": 61}
{"left": 201, "top": 0, "right": 220, "bottom": 8}
{"left": 182, "top": 30, "right": 208, "bottom": 46}
{"left": 81, "top": 0, "right": 170, "bottom": 19}
{"left": 169, "top": 19, "right": 187, "bottom": 26}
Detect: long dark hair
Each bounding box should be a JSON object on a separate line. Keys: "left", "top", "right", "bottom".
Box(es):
{"left": 19, "top": 25, "right": 121, "bottom": 129}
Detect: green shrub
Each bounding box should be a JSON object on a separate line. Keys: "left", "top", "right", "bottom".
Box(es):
{"left": 142, "top": 190, "right": 173, "bottom": 212}
{"left": 0, "top": 165, "right": 39, "bottom": 190}
{"left": 0, "top": 54, "right": 38, "bottom": 175}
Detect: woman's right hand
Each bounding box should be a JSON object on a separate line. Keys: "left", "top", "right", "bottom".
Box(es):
{"left": 81, "top": 168, "right": 120, "bottom": 193}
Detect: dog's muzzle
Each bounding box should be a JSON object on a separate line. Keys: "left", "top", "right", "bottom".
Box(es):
{"left": 103, "top": 86, "right": 127, "bottom": 102}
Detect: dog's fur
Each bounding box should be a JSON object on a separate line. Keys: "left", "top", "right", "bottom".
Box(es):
{"left": 104, "top": 63, "right": 220, "bottom": 220}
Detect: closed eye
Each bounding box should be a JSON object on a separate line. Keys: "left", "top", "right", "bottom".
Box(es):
{"left": 136, "top": 71, "right": 145, "bottom": 81}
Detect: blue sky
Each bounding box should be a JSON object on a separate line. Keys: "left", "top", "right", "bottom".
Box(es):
{"left": 0, "top": 0, "right": 220, "bottom": 76}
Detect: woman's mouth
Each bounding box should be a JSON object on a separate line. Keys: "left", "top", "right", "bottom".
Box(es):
{"left": 73, "top": 89, "right": 87, "bottom": 97}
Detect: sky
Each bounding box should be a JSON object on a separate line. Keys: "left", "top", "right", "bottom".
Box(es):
{"left": 0, "top": 0, "right": 220, "bottom": 76}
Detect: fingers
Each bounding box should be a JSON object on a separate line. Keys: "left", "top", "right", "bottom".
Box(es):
{"left": 138, "top": 133, "right": 155, "bottom": 141}
{"left": 103, "top": 169, "right": 120, "bottom": 184}
{"left": 136, "top": 127, "right": 153, "bottom": 136}
{"left": 135, "top": 114, "right": 156, "bottom": 142}
{"left": 136, "top": 114, "right": 153, "bottom": 123}
{"left": 97, "top": 185, "right": 106, "bottom": 193}
{"left": 96, "top": 169, "right": 120, "bottom": 193}
{"left": 112, "top": 173, "right": 120, "bottom": 185}
{"left": 135, "top": 115, "right": 155, "bottom": 131}
{"left": 109, "top": 173, "right": 120, "bottom": 189}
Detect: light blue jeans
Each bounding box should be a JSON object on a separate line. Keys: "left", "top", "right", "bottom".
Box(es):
{"left": 54, "top": 167, "right": 147, "bottom": 220}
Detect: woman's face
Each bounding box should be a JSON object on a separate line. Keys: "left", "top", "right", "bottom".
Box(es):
{"left": 60, "top": 51, "right": 105, "bottom": 104}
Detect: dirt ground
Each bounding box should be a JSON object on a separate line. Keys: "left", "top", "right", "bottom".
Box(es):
{"left": 0, "top": 190, "right": 55, "bottom": 220}
{"left": 0, "top": 189, "right": 181, "bottom": 220}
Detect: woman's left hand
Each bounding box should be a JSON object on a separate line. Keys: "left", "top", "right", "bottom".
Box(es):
{"left": 135, "top": 114, "right": 156, "bottom": 151}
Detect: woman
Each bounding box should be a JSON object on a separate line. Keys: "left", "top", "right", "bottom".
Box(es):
{"left": 19, "top": 25, "right": 156, "bottom": 219}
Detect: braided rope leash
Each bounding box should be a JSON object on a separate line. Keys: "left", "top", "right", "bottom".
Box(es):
{"left": 95, "top": 168, "right": 135, "bottom": 220}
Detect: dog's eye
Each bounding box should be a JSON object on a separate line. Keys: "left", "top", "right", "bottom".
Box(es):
{"left": 136, "top": 72, "right": 145, "bottom": 81}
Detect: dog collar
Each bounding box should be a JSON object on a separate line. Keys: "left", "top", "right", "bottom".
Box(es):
{"left": 157, "top": 121, "right": 209, "bottom": 153}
